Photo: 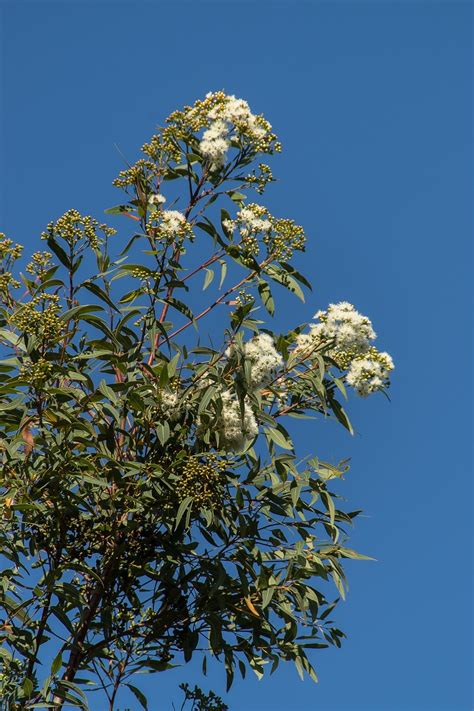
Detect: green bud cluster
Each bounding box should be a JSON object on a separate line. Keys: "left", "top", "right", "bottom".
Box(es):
{"left": 0, "top": 272, "right": 20, "bottom": 292}
{"left": 11, "top": 293, "right": 63, "bottom": 343}
{"left": 330, "top": 348, "right": 359, "bottom": 370}
{"left": 41, "top": 209, "right": 115, "bottom": 249}
{"left": 234, "top": 289, "right": 254, "bottom": 307}
{"left": 113, "top": 158, "right": 156, "bottom": 189}
{"left": 176, "top": 453, "right": 227, "bottom": 511}
{"left": 264, "top": 218, "right": 306, "bottom": 262}
{"left": 141, "top": 133, "right": 172, "bottom": 163}
{"left": 351, "top": 346, "right": 394, "bottom": 376}
{"left": 245, "top": 163, "right": 275, "bottom": 194}
{"left": 19, "top": 357, "right": 53, "bottom": 386}
{"left": 0, "top": 235, "right": 23, "bottom": 261}
{"left": 25, "top": 250, "right": 53, "bottom": 275}
{"left": 241, "top": 235, "right": 260, "bottom": 262}
{"left": 131, "top": 267, "right": 152, "bottom": 281}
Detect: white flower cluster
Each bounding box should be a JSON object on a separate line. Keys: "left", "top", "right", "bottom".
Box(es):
{"left": 226, "top": 333, "right": 283, "bottom": 389}
{"left": 222, "top": 204, "right": 271, "bottom": 259}
{"left": 200, "top": 119, "right": 231, "bottom": 169}
{"left": 208, "top": 95, "right": 266, "bottom": 137}
{"left": 295, "top": 302, "right": 376, "bottom": 357}
{"left": 160, "top": 210, "right": 186, "bottom": 235}
{"left": 235, "top": 205, "right": 271, "bottom": 238}
{"left": 217, "top": 390, "right": 258, "bottom": 452}
{"left": 155, "top": 388, "right": 182, "bottom": 420}
{"left": 346, "top": 350, "right": 394, "bottom": 397}
{"left": 155, "top": 209, "right": 192, "bottom": 242}
{"left": 199, "top": 94, "right": 267, "bottom": 169}
{"left": 294, "top": 302, "right": 394, "bottom": 397}
{"left": 317, "top": 301, "right": 376, "bottom": 352}
{"left": 148, "top": 193, "right": 166, "bottom": 206}
{"left": 243, "top": 333, "right": 283, "bottom": 388}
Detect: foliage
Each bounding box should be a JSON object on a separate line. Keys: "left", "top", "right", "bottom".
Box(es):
{"left": 0, "top": 92, "right": 393, "bottom": 709}
{"left": 175, "top": 684, "right": 228, "bottom": 711}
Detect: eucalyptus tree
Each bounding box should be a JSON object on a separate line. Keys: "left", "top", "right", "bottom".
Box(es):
{"left": 0, "top": 92, "right": 394, "bottom": 709}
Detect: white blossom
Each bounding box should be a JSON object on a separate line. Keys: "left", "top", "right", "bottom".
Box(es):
{"left": 222, "top": 219, "right": 235, "bottom": 235}
{"left": 295, "top": 302, "right": 376, "bottom": 358}
{"left": 199, "top": 119, "right": 231, "bottom": 169}
{"left": 156, "top": 388, "right": 182, "bottom": 419}
{"left": 294, "top": 332, "right": 317, "bottom": 356}
{"left": 209, "top": 95, "right": 267, "bottom": 140}
{"left": 217, "top": 390, "right": 258, "bottom": 451}
{"left": 236, "top": 206, "right": 271, "bottom": 237}
{"left": 321, "top": 302, "right": 376, "bottom": 352}
{"left": 346, "top": 351, "right": 394, "bottom": 397}
{"left": 148, "top": 193, "right": 166, "bottom": 206}
{"left": 159, "top": 210, "right": 187, "bottom": 238}
{"left": 243, "top": 333, "right": 283, "bottom": 388}
{"left": 200, "top": 94, "right": 270, "bottom": 169}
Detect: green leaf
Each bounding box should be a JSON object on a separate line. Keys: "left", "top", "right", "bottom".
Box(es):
{"left": 98, "top": 379, "right": 118, "bottom": 403}
{"left": 321, "top": 490, "right": 335, "bottom": 526}
{"left": 330, "top": 397, "right": 354, "bottom": 435}
{"left": 203, "top": 268, "right": 215, "bottom": 290}
{"left": 163, "top": 296, "right": 194, "bottom": 321}
{"left": 105, "top": 204, "right": 134, "bottom": 215}
{"left": 332, "top": 376, "right": 348, "bottom": 401}
{"left": 336, "top": 547, "right": 375, "bottom": 561}
{"left": 228, "top": 190, "right": 246, "bottom": 203}
{"left": 46, "top": 237, "right": 71, "bottom": 269}
{"left": 156, "top": 421, "right": 171, "bottom": 446}
{"left": 294, "top": 656, "right": 304, "bottom": 681}
{"left": 258, "top": 280, "right": 275, "bottom": 315}
{"left": 126, "top": 683, "right": 148, "bottom": 710}
{"left": 174, "top": 496, "right": 194, "bottom": 529}
{"left": 51, "top": 651, "right": 62, "bottom": 675}
{"left": 261, "top": 587, "right": 275, "bottom": 609}
{"left": 22, "top": 677, "right": 34, "bottom": 696}
{"left": 266, "top": 264, "right": 305, "bottom": 301}
{"left": 81, "top": 282, "right": 120, "bottom": 312}
{"left": 266, "top": 426, "right": 293, "bottom": 450}
{"left": 55, "top": 679, "right": 89, "bottom": 709}
{"left": 197, "top": 383, "right": 216, "bottom": 414}
{"left": 279, "top": 262, "right": 312, "bottom": 290}
{"left": 219, "top": 259, "right": 227, "bottom": 289}
{"left": 61, "top": 304, "right": 103, "bottom": 322}
{"left": 331, "top": 571, "right": 346, "bottom": 600}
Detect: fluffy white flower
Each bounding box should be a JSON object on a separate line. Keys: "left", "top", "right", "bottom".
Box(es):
{"left": 237, "top": 206, "right": 271, "bottom": 237}
{"left": 346, "top": 351, "right": 394, "bottom": 397}
{"left": 200, "top": 94, "right": 270, "bottom": 169}
{"left": 152, "top": 388, "right": 182, "bottom": 420}
{"left": 159, "top": 210, "right": 187, "bottom": 238}
{"left": 294, "top": 325, "right": 324, "bottom": 357}
{"left": 321, "top": 302, "right": 376, "bottom": 352}
{"left": 222, "top": 219, "right": 235, "bottom": 235}
{"left": 243, "top": 333, "right": 283, "bottom": 388}
{"left": 295, "top": 302, "right": 376, "bottom": 358}
{"left": 209, "top": 95, "right": 267, "bottom": 140}
{"left": 209, "top": 95, "right": 250, "bottom": 123}
{"left": 148, "top": 193, "right": 166, "bottom": 206}
{"left": 199, "top": 119, "right": 231, "bottom": 168}
{"left": 218, "top": 390, "right": 258, "bottom": 451}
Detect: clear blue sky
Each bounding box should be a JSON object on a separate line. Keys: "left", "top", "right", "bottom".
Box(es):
{"left": 1, "top": 2, "right": 472, "bottom": 710}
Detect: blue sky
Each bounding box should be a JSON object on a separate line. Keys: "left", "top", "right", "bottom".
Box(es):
{"left": 1, "top": 2, "right": 472, "bottom": 710}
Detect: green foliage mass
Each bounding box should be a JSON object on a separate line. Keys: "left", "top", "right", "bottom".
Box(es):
{"left": 0, "top": 92, "right": 391, "bottom": 709}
